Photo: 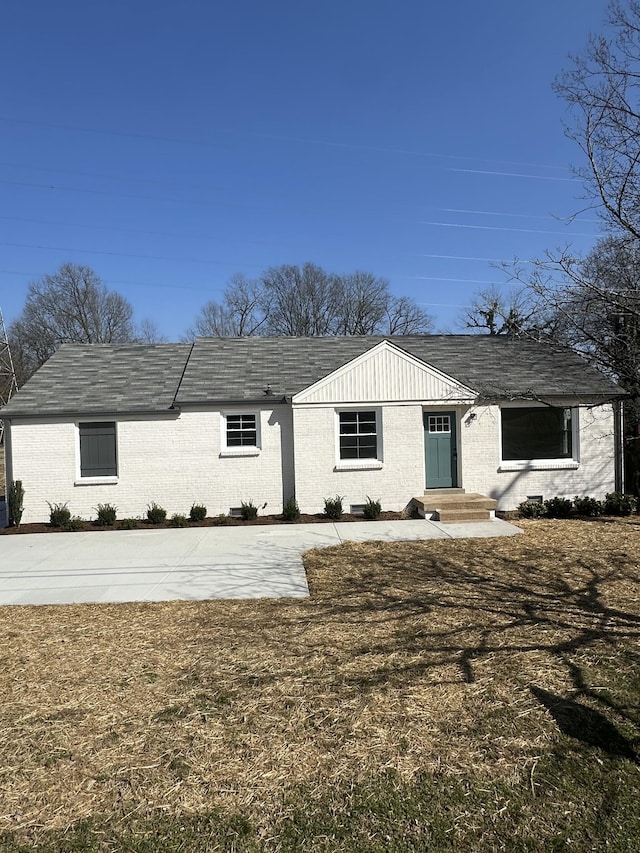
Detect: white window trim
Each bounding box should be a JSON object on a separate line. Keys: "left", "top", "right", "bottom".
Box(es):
{"left": 74, "top": 420, "right": 119, "bottom": 485}
{"left": 498, "top": 404, "right": 580, "bottom": 472}
{"left": 220, "top": 410, "right": 261, "bottom": 457}
{"left": 334, "top": 407, "right": 383, "bottom": 470}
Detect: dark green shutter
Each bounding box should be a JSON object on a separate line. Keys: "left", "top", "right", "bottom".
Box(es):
{"left": 80, "top": 422, "right": 117, "bottom": 476}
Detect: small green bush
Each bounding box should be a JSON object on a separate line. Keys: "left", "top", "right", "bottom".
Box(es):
{"left": 573, "top": 495, "right": 604, "bottom": 517}
{"left": 282, "top": 497, "right": 300, "bottom": 521}
{"left": 211, "top": 514, "right": 228, "bottom": 526}
{"left": 95, "top": 503, "right": 117, "bottom": 526}
{"left": 8, "top": 479, "right": 24, "bottom": 527}
{"left": 48, "top": 501, "right": 71, "bottom": 527}
{"left": 146, "top": 502, "right": 167, "bottom": 524}
{"left": 63, "top": 516, "right": 85, "bottom": 532}
{"left": 518, "top": 499, "right": 546, "bottom": 519}
{"left": 603, "top": 491, "right": 637, "bottom": 516}
{"left": 170, "top": 513, "right": 189, "bottom": 528}
{"left": 120, "top": 517, "right": 139, "bottom": 530}
{"left": 544, "top": 497, "right": 574, "bottom": 518}
{"left": 363, "top": 496, "right": 382, "bottom": 520}
{"left": 189, "top": 503, "right": 207, "bottom": 522}
{"left": 240, "top": 500, "right": 258, "bottom": 521}
{"left": 324, "top": 495, "right": 344, "bottom": 520}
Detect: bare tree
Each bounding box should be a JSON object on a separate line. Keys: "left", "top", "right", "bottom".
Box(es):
{"left": 261, "top": 264, "right": 342, "bottom": 336}
{"left": 503, "top": 239, "right": 640, "bottom": 384}
{"left": 462, "top": 286, "right": 540, "bottom": 336}
{"left": 134, "top": 318, "right": 168, "bottom": 344}
{"left": 9, "top": 263, "right": 136, "bottom": 383}
{"left": 187, "top": 264, "right": 434, "bottom": 339}
{"left": 334, "top": 271, "right": 389, "bottom": 334}
{"left": 555, "top": 1, "right": 640, "bottom": 238}
{"left": 465, "top": 4, "right": 640, "bottom": 490}
{"left": 184, "top": 274, "right": 267, "bottom": 339}
{"left": 384, "top": 295, "right": 433, "bottom": 335}
{"left": 499, "top": 237, "right": 640, "bottom": 491}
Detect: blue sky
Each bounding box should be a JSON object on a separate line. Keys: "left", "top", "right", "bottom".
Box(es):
{"left": 1, "top": 0, "right": 611, "bottom": 338}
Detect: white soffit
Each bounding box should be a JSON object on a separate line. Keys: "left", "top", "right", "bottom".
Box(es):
{"left": 292, "top": 341, "right": 477, "bottom": 405}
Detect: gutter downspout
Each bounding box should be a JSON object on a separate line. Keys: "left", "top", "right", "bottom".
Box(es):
{"left": 614, "top": 399, "right": 624, "bottom": 493}
{"left": 1, "top": 419, "right": 11, "bottom": 528}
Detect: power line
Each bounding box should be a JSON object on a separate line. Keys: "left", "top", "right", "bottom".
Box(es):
{"left": 419, "top": 221, "right": 597, "bottom": 237}
{"left": 441, "top": 207, "right": 600, "bottom": 223}
{"left": 0, "top": 115, "right": 571, "bottom": 173}
{"left": 448, "top": 167, "right": 577, "bottom": 182}
{"left": 0, "top": 240, "right": 223, "bottom": 264}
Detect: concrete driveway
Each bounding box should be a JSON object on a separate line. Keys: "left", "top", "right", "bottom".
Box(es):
{"left": 0, "top": 518, "right": 522, "bottom": 606}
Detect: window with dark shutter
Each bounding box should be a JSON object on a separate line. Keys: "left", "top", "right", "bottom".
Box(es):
{"left": 79, "top": 422, "right": 117, "bottom": 477}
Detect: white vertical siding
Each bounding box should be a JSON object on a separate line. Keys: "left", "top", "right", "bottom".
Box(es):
{"left": 293, "top": 342, "right": 475, "bottom": 405}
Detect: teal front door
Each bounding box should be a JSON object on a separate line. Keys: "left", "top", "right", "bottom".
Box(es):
{"left": 424, "top": 412, "right": 457, "bottom": 488}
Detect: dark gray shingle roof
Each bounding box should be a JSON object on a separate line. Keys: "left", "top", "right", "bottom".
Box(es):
{"left": 0, "top": 336, "right": 622, "bottom": 418}
{"left": 175, "top": 336, "right": 622, "bottom": 403}
{"left": 0, "top": 343, "right": 192, "bottom": 417}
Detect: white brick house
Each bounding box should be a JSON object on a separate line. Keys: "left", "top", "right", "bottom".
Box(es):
{"left": 0, "top": 336, "right": 624, "bottom": 525}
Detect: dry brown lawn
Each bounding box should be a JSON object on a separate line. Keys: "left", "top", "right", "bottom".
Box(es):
{"left": 0, "top": 518, "right": 638, "bottom": 844}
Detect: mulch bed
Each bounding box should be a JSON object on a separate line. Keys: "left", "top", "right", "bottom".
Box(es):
{"left": 0, "top": 510, "right": 406, "bottom": 535}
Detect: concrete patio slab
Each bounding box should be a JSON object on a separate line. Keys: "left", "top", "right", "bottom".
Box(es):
{"left": 0, "top": 518, "right": 523, "bottom": 606}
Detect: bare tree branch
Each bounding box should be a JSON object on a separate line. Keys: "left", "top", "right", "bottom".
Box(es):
{"left": 9, "top": 263, "right": 136, "bottom": 384}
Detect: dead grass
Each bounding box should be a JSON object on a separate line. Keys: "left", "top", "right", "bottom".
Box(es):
{"left": 0, "top": 518, "right": 638, "bottom": 847}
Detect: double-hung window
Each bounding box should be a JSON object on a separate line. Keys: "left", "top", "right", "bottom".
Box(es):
{"left": 338, "top": 410, "right": 378, "bottom": 460}
{"left": 226, "top": 413, "right": 257, "bottom": 447}
{"left": 221, "top": 412, "right": 261, "bottom": 456}
{"left": 78, "top": 422, "right": 117, "bottom": 478}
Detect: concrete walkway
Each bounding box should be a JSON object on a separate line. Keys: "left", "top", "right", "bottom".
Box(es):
{"left": 0, "top": 518, "right": 522, "bottom": 606}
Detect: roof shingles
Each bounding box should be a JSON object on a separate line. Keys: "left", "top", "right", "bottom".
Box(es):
{"left": 0, "top": 336, "right": 622, "bottom": 418}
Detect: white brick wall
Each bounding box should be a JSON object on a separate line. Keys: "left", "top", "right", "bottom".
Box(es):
{"left": 293, "top": 401, "right": 617, "bottom": 514}
{"left": 293, "top": 404, "right": 426, "bottom": 513}
{"left": 461, "top": 402, "right": 617, "bottom": 509}
{"left": 9, "top": 406, "right": 294, "bottom": 524}
{"left": 6, "top": 399, "right": 618, "bottom": 524}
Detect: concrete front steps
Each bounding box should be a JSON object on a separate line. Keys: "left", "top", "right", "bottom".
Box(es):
{"left": 411, "top": 488, "right": 497, "bottom": 523}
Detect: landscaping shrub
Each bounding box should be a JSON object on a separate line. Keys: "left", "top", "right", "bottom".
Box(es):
{"left": 8, "top": 479, "right": 24, "bottom": 527}
{"left": 170, "top": 513, "right": 189, "bottom": 528}
{"left": 95, "top": 503, "right": 117, "bottom": 526}
{"left": 120, "top": 517, "right": 139, "bottom": 530}
{"left": 189, "top": 503, "right": 207, "bottom": 522}
{"left": 363, "top": 496, "right": 382, "bottom": 520}
{"left": 518, "top": 499, "right": 545, "bottom": 519}
{"left": 211, "top": 514, "right": 228, "bottom": 526}
{"left": 324, "top": 495, "right": 344, "bottom": 520}
{"left": 240, "top": 500, "right": 258, "bottom": 521}
{"left": 63, "top": 516, "right": 85, "bottom": 532}
{"left": 48, "top": 501, "right": 71, "bottom": 527}
{"left": 603, "top": 491, "right": 637, "bottom": 516}
{"left": 573, "top": 495, "right": 604, "bottom": 517}
{"left": 146, "top": 502, "right": 167, "bottom": 524}
{"left": 544, "top": 497, "right": 574, "bottom": 518}
{"left": 282, "top": 497, "right": 300, "bottom": 521}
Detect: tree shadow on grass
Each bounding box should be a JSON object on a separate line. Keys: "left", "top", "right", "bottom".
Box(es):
{"left": 530, "top": 685, "right": 639, "bottom": 764}
{"left": 190, "top": 521, "right": 640, "bottom": 746}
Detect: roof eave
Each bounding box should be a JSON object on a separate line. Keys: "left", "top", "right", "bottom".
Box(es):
{"left": 0, "top": 407, "right": 180, "bottom": 420}
{"left": 177, "top": 395, "right": 290, "bottom": 407}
